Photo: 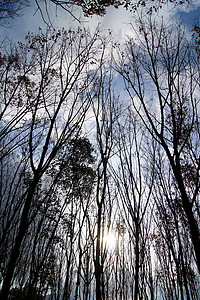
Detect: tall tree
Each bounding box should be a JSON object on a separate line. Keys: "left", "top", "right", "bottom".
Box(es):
{"left": 152, "top": 152, "right": 200, "bottom": 299}
{"left": 0, "top": 26, "right": 102, "bottom": 299}
{"left": 115, "top": 16, "right": 200, "bottom": 273}
{"left": 112, "top": 109, "right": 155, "bottom": 299}
{"left": 87, "top": 49, "right": 121, "bottom": 299}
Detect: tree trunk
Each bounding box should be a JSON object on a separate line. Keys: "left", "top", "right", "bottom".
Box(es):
{"left": 0, "top": 174, "right": 40, "bottom": 299}
{"left": 134, "top": 224, "right": 140, "bottom": 300}
{"left": 95, "top": 224, "right": 102, "bottom": 300}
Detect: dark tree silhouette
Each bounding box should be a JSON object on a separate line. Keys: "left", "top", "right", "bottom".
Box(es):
{"left": 115, "top": 16, "right": 200, "bottom": 274}
{"left": 192, "top": 19, "right": 200, "bottom": 59}
{"left": 0, "top": 26, "right": 102, "bottom": 300}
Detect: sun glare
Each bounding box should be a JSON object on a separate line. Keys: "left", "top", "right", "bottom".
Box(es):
{"left": 103, "top": 232, "right": 116, "bottom": 250}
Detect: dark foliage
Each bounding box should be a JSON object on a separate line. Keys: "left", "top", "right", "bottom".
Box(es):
{"left": 0, "top": 0, "right": 189, "bottom": 25}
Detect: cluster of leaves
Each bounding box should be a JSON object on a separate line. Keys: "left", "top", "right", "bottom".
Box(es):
{"left": 49, "top": 0, "right": 190, "bottom": 15}
{"left": 48, "top": 137, "right": 96, "bottom": 197}
{"left": 42, "top": 0, "right": 190, "bottom": 17}
{"left": 71, "top": 0, "right": 130, "bottom": 16}
{"left": 131, "top": 0, "right": 188, "bottom": 14}
{"left": 192, "top": 21, "right": 200, "bottom": 59}
{"left": 9, "top": 287, "right": 44, "bottom": 300}
{"left": 0, "top": 0, "right": 190, "bottom": 26}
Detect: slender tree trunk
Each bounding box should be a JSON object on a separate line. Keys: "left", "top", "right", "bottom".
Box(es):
{"left": 83, "top": 253, "right": 90, "bottom": 300}
{"left": 74, "top": 251, "right": 82, "bottom": 300}
{"left": 175, "top": 218, "right": 190, "bottom": 300}
{"left": 95, "top": 212, "right": 102, "bottom": 300}
{"left": 63, "top": 239, "right": 73, "bottom": 300}
{"left": 163, "top": 142, "right": 200, "bottom": 273}
{"left": 0, "top": 174, "right": 40, "bottom": 300}
{"left": 63, "top": 259, "right": 71, "bottom": 300}
{"left": 134, "top": 224, "right": 140, "bottom": 300}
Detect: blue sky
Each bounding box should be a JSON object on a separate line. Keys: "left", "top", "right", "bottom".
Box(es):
{"left": 0, "top": 1, "right": 200, "bottom": 43}
{"left": 174, "top": 1, "right": 200, "bottom": 29}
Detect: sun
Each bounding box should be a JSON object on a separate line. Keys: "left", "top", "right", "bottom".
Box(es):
{"left": 103, "top": 232, "right": 116, "bottom": 250}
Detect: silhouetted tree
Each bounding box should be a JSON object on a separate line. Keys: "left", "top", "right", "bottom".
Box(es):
{"left": 112, "top": 109, "right": 155, "bottom": 299}
{"left": 116, "top": 15, "right": 200, "bottom": 273}
{"left": 0, "top": 26, "right": 102, "bottom": 299}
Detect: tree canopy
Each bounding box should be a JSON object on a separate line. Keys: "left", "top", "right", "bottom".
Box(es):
{"left": 0, "top": 0, "right": 189, "bottom": 25}
{"left": 0, "top": 1, "right": 199, "bottom": 300}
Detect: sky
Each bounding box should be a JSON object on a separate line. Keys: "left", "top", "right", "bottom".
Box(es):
{"left": 0, "top": 0, "right": 200, "bottom": 44}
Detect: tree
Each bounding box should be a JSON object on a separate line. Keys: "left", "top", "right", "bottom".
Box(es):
{"left": 152, "top": 155, "right": 200, "bottom": 299}
{"left": 85, "top": 47, "right": 121, "bottom": 299}
{"left": 0, "top": 0, "right": 189, "bottom": 26}
{"left": 192, "top": 18, "right": 200, "bottom": 59}
{"left": 112, "top": 109, "right": 155, "bottom": 299}
{"left": 54, "top": 138, "right": 96, "bottom": 300}
{"left": 0, "top": 26, "right": 103, "bottom": 299}
{"left": 34, "top": 0, "right": 190, "bottom": 23}
{"left": 9, "top": 286, "right": 44, "bottom": 300}
{"left": 115, "top": 16, "right": 200, "bottom": 273}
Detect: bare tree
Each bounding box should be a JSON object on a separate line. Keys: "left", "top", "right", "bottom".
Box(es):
{"left": 152, "top": 153, "right": 200, "bottom": 299}
{"left": 112, "top": 109, "right": 155, "bottom": 299}
{"left": 115, "top": 16, "right": 200, "bottom": 273}
{"left": 85, "top": 49, "right": 121, "bottom": 299}
{"left": 0, "top": 26, "right": 103, "bottom": 299}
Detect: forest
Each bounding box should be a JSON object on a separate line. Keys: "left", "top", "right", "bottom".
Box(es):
{"left": 0, "top": 1, "right": 200, "bottom": 300}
